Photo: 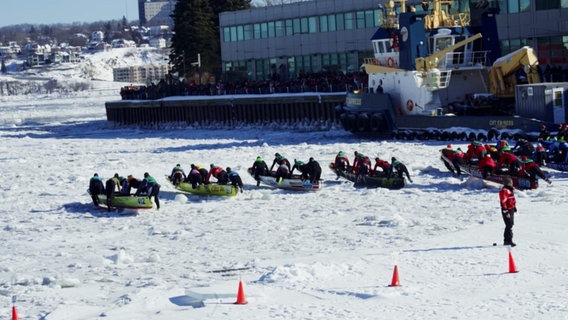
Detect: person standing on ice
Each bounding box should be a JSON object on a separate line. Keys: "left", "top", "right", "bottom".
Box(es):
{"left": 226, "top": 167, "right": 244, "bottom": 193}
{"left": 499, "top": 177, "right": 517, "bottom": 247}
{"left": 334, "top": 151, "right": 350, "bottom": 172}
{"left": 269, "top": 153, "right": 290, "bottom": 172}
{"left": 373, "top": 156, "right": 391, "bottom": 177}
{"left": 306, "top": 157, "right": 322, "bottom": 183}
{"left": 187, "top": 164, "right": 204, "bottom": 189}
{"left": 104, "top": 173, "right": 122, "bottom": 211}
{"left": 391, "top": 157, "right": 413, "bottom": 182}
{"left": 88, "top": 173, "right": 105, "bottom": 207}
{"left": 136, "top": 172, "right": 160, "bottom": 210}
{"left": 275, "top": 163, "right": 290, "bottom": 184}
{"left": 289, "top": 159, "right": 309, "bottom": 180}
{"left": 169, "top": 164, "right": 186, "bottom": 185}
{"left": 251, "top": 156, "right": 269, "bottom": 186}
{"left": 478, "top": 153, "right": 496, "bottom": 178}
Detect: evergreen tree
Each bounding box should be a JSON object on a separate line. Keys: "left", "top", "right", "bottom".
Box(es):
{"left": 170, "top": 0, "right": 251, "bottom": 79}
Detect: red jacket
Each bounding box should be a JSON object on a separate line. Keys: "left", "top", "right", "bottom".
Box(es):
{"left": 450, "top": 150, "right": 465, "bottom": 161}
{"left": 373, "top": 159, "right": 390, "bottom": 174}
{"left": 497, "top": 152, "right": 519, "bottom": 168}
{"left": 478, "top": 156, "right": 496, "bottom": 171}
{"left": 206, "top": 167, "right": 224, "bottom": 182}
{"left": 519, "top": 160, "right": 539, "bottom": 176}
{"left": 499, "top": 186, "right": 516, "bottom": 210}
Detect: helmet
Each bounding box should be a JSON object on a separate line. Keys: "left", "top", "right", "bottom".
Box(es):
{"left": 309, "top": 157, "right": 314, "bottom": 162}
{"left": 210, "top": 164, "right": 215, "bottom": 168}
{"left": 275, "top": 153, "right": 281, "bottom": 157}
{"left": 94, "top": 173, "right": 98, "bottom": 177}
{"left": 226, "top": 167, "right": 231, "bottom": 173}
{"left": 447, "top": 144, "right": 452, "bottom": 148}
{"left": 375, "top": 157, "right": 380, "bottom": 162}
{"left": 176, "top": 163, "right": 180, "bottom": 167}
{"left": 191, "top": 164, "right": 195, "bottom": 169}
{"left": 392, "top": 157, "right": 397, "bottom": 162}
{"left": 144, "top": 172, "right": 149, "bottom": 178}
{"left": 114, "top": 173, "right": 119, "bottom": 178}
{"left": 119, "top": 176, "right": 125, "bottom": 181}
{"left": 256, "top": 156, "right": 262, "bottom": 161}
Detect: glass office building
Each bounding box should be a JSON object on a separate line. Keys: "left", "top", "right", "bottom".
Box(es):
{"left": 219, "top": 0, "right": 568, "bottom": 81}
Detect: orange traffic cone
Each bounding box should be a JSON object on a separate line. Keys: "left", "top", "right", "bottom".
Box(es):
{"left": 234, "top": 280, "right": 247, "bottom": 305}
{"left": 12, "top": 306, "right": 18, "bottom": 320}
{"left": 388, "top": 265, "right": 401, "bottom": 287}
{"left": 508, "top": 251, "right": 519, "bottom": 273}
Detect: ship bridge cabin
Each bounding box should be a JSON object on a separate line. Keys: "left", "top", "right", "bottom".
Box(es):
{"left": 429, "top": 28, "right": 488, "bottom": 70}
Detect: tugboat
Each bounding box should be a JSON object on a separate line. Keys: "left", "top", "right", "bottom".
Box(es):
{"left": 337, "top": 0, "right": 543, "bottom": 139}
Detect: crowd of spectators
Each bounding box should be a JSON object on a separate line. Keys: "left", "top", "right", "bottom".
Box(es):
{"left": 119, "top": 71, "right": 368, "bottom": 100}
{"left": 119, "top": 63, "right": 568, "bottom": 101}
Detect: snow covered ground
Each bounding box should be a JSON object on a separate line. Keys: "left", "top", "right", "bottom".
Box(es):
{"left": 1, "top": 58, "right": 568, "bottom": 319}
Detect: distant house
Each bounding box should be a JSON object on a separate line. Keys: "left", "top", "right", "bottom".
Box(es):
{"left": 111, "top": 39, "right": 136, "bottom": 48}
{"left": 148, "top": 38, "right": 166, "bottom": 49}
{"left": 0, "top": 41, "right": 21, "bottom": 58}
{"left": 113, "top": 64, "right": 169, "bottom": 83}
{"left": 91, "top": 31, "right": 104, "bottom": 43}
{"left": 87, "top": 42, "right": 111, "bottom": 52}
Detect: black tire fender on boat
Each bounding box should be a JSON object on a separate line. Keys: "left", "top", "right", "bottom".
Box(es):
{"left": 487, "top": 128, "right": 499, "bottom": 141}
{"left": 369, "top": 113, "right": 383, "bottom": 132}
{"left": 347, "top": 113, "right": 357, "bottom": 132}
{"left": 339, "top": 113, "right": 352, "bottom": 131}
{"left": 355, "top": 113, "right": 369, "bottom": 132}
{"left": 334, "top": 105, "right": 344, "bottom": 118}
{"left": 468, "top": 132, "right": 477, "bottom": 141}
{"left": 430, "top": 130, "right": 441, "bottom": 140}
{"left": 477, "top": 132, "right": 488, "bottom": 141}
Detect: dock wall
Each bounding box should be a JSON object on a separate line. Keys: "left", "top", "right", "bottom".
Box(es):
{"left": 105, "top": 93, "right": 346, "bottom": 127}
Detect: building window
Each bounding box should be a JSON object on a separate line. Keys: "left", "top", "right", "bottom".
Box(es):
{"left": 285, "top": 19, "right": 293, "bottom": 36}
{"left": 237, "top": 26, "right": 244, "bottom": 41}
{"left": 293, "top": 18, "right": 301, "bottom": 35}
{"left": 309, "top": 17, "right": 317, "bottom": 33}
{"left": 320, "top": 15, "right": 328, "bottom": 32}
{"left": 519, "top": 0, "right": 530, "bottom": 12}
{"left": 244, "top": 25, "right": 251, "bottom": 41}
{"left": 365, "top": 10, "right": 375, "bottom": 28}
{"left": 335, "top": 13, "right": 344, "bottom": 31}
{"left": 345, "top": 12, "right": 354, "bottom": 30}
{"left": 329, "top": 14, "right": 336, "bottom": 32}
{"left": 507, "top": 0, "right": 519, "bottom": 13}
{"left": 356, "top": 11, "right": 365, "bottom": 29}
{"left": 268, "top": 21, "right": 275, "bottom": 38}
{"left": 536, "top": 0, "right": 560, "bottom": 10}
{"left": 261, "top": 22, "right": 268, "bottom": 38}
{"left": 223, "top": 27, "right": 230, "bottom": 43}
{"left": 253, "top": 23, "right": 261, "bottom": 39}
{"left": 300, "top": 17, "right": 309, "bottom": 33}
{"left": 275, "top": 21, "right": 283, "bottom": 37}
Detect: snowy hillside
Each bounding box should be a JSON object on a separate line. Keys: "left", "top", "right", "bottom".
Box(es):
{"left": 0, "top": 47, "right": 166, "bottom": 94}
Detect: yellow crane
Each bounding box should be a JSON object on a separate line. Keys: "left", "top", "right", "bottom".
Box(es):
{"left": 488, "top": 46, "right": 541, "bottom": 98}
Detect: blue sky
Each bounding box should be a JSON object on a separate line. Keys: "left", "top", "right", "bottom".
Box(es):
{"left": 0, "top": 0, "right": 139, "bottom": 27}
